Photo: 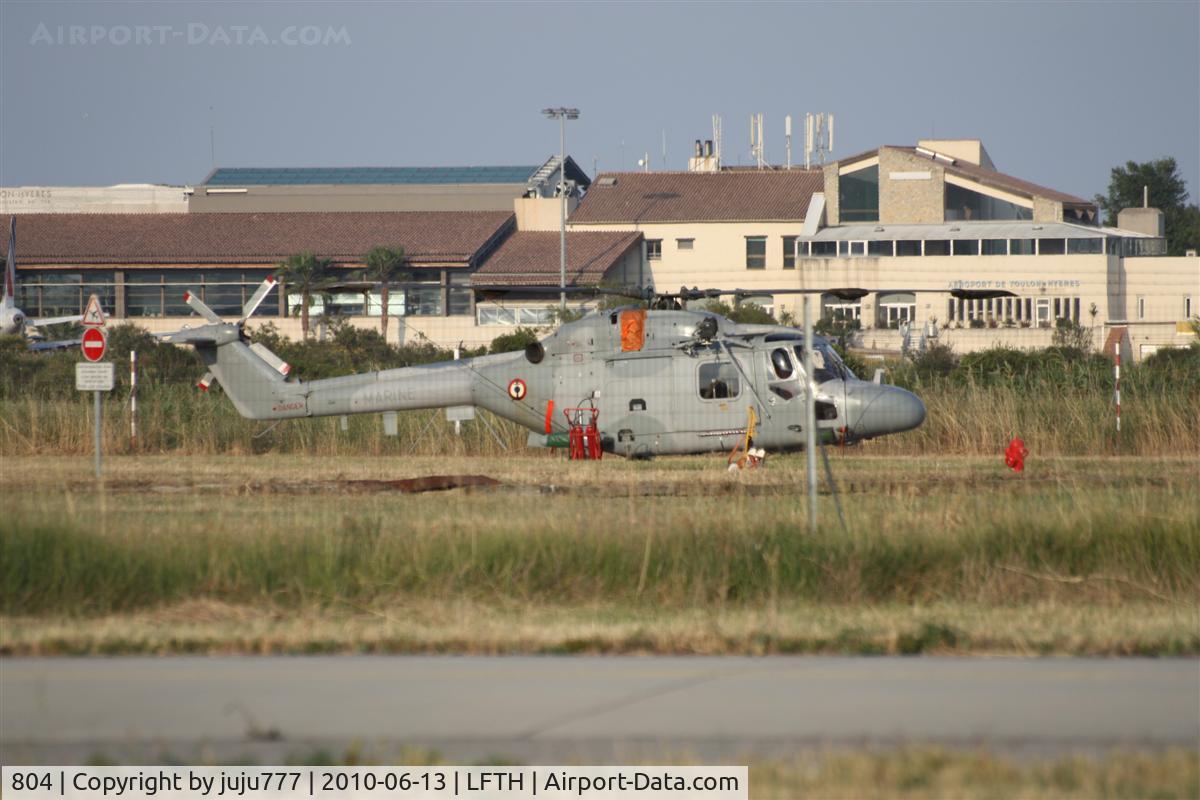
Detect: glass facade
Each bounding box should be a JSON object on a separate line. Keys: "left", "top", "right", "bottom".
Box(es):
{"left": 945, "top": 183, "right": 1033, "bottom": 221}
{"left": 839, "top": 164, "right": 879, "bottom": 222}
{"left": 16, "top": 271, "right": 115, "bottom": 318}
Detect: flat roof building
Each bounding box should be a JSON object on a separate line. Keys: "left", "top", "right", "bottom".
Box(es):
{"left": 187, "top": 157, "right": 592, "bottom": 213}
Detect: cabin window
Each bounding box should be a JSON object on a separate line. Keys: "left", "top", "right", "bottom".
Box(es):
{"left": 698, "top": 362, "right": 740, "bottom": 400}
{"left": 770, "top": 348, "right": 794, "bottom": 379}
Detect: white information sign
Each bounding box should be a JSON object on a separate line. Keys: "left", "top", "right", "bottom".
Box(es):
{"left": 76, "top": 362, "right": 115, "bottom": 392}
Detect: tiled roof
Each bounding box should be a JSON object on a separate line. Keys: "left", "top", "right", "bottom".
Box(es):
{"left": 8, "top": 212, "right": 515, "bottom": 267}
{"left": 570, "top": 170, "right": 824, "bottom": 223}
{"left": 472, "top": 231, "right": 642, "bottom": 287}
{"left": 203, "top": 166, "right": 540, "bottom": 186}
{"left": 942, "top": 156, "right": 1092, "bottom": 206}
{"left": 881, "top": 146, "right": 1091, "bottom": 206}
{"left": 834, "top": 146, "right": 1094, "bottom": 207}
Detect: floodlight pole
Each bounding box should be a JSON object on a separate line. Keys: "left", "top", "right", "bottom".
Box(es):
{"left": 543, "top": 107, "right": 579, "bottom": 311}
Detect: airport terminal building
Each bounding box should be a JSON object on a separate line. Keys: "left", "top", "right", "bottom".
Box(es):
{"left": 4, "top": 139, "right": 1197, "bottom": 358}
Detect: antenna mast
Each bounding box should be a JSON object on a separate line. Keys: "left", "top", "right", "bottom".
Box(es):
{"left": 750, "top": 113, "right": 765, "bottom": 169}
{"left": 785, "top": 115, "right": 793, "bottom": 170}
{"left": 804, "top": 112, "right": 835, "bottom": 167}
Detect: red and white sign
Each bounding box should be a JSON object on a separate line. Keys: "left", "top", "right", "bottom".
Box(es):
{"left": 82, "top": 327, "right": 107, "bottom": 362}
{"left": 82, "top": 294, "right": 106, "bottom": 327}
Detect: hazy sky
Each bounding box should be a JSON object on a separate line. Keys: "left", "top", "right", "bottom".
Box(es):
{"left": 2, "top": 1, "right": 1197, "bottom": 204}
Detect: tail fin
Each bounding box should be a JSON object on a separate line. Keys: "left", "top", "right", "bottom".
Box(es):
{"left": 159, "top": 322, "right": 304, "bottom": 419}
{"left": 5, "top": 216, "right": 16, "bottom": 303}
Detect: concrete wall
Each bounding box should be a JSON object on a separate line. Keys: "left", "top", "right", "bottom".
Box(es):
{"left": 570, "top": 220, "right": 807, "bottom": 292}
{"left": 513, "top": 196, "right": 578, "bottom": 231}
{"left": 878, "top": 148, "right": 944, "bottom": 224}
{"left": 1, "top": 185, "right": 188, "bottom": 214}
{"left": 1032, "top": 196, "right": 1063, "bottom": 223}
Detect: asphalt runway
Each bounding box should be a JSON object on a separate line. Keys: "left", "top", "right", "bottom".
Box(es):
{"left": 2, "top": 656, "right": 1196, "bottom": 763}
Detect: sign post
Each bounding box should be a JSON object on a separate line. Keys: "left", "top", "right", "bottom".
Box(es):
{"left": 78, "top": 295, "right": 109, "bottom": 478}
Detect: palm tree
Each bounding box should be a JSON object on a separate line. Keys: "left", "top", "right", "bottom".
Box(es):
{"left": 275, "top": 251, "right": 334, "bottom": 339}
{"left": 361, "top": 245, "right": 407, "bottom": 341}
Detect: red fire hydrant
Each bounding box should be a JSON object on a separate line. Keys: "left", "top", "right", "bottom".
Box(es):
{"left": 1004, "top": 436, "right": 1029, "bottom": 473}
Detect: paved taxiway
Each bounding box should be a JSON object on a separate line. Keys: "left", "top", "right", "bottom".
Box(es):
{"left": 3, "top": 656, "right": 1196, "bottom": 762}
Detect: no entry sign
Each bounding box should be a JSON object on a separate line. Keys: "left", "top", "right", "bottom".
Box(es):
{"left": 82, "top": 327, "right": 107, "bottom": 362}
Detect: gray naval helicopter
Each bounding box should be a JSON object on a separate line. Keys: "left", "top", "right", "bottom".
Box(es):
{"left": 162, "top": 281, "right": 926, "bottom": 458}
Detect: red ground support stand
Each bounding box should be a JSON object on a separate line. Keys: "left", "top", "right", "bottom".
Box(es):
{"left": 563, "top": 407, "right": 602, "bottom": 460}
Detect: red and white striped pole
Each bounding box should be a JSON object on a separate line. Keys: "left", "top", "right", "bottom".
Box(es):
{"left": 130, "top": 350, "right": 138, "bottom": 451}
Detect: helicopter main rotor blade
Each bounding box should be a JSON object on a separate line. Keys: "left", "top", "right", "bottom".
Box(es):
{"left": 239, "top": 275, "right": 277, "bottom": 322}
{"left": 182, "top": 290, "right": 223, "bottom": 324}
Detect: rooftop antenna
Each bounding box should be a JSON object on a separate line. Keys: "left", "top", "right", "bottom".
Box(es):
{"left": 750, "top": 113, "right": 765, "bottom": 169}
{"left": 785, "top": 114, "right": 793, "bottom": 170}
{"left": 712, "top": 114, "right": 723, "bottom": 167}
{"left": 662, "top": 129, "right": 667, "bottom": 167}
{"left": 805, "top": 112, "right": 835, "bottom": 167}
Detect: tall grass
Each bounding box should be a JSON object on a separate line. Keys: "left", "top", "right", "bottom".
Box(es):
{"left": 4, "top": 483, "right": 1196, "bottom": 616}
{"left": 0, "top": 377, "right": 1194, "bottom": 457}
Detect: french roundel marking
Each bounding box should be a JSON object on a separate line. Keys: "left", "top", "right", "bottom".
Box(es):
{"left": 507, "top": 379, "right": 527, "bottom": 401}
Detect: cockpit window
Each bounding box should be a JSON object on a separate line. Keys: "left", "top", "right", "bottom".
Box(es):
{"left": 699, "top": 362, "right": 740, "bottom": 399}
{"left": 793, "top": 344, "right": 852, "bottom": 383}
{"left": 770, "top": 348, "right": 794, "bottom": 379}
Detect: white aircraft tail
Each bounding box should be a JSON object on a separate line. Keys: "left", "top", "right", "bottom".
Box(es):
{"left": 4, "top": 216, "right": 16, "bottom": 306}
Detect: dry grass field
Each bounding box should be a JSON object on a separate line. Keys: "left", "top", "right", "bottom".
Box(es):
{"left": 3, "top": 452, "right": 1196, "bottom": 657}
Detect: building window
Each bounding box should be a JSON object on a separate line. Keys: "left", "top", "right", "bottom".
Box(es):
{"left": 821, "top": 292, "right": 861, "bottom": 323}
{"left": 945, "top": 183, "right": 1032, "bottom": 221}
{"left": 924, "top": 240, "right": 950, "bottom": 256}
{"left": 1067, "top": 238, "right": 1103, "bottom": 255}
{"left": 1185, "top": 296, "right": 1193, "bottom": 319}
{"left": 867, "top": 240, "right": 893, "bottom": 257}
{"left": 1038, "top": 239, "right": 1066, "bottom": 255}
{"left": 839, "top": 164, "right": 879, "bottom": 222}
{"left": 1137, "top": 296, "right": 1145, "bottom": 320}
{"left": 646, "top": 239, "right": 663, "bottom": 260}
{"left": 877, "top": 292, "right": 916, "bottom": 329}
{"left": 698, "top": 361, "right": 740, "bottom": 399}
{"left": 981, "top": 239, "right": 1008, "bottom": 256}
{"left": 783, "top": 236, "right": 796, "bottom": 269}
{"left": 1010, "top": 239, "right": 1036, "bottom": 256}
{"left": 477, "top": 306, "right": 556, "bottom": 326}
{"left": 952, "top": 240, "right": 979, "bottom": 256}
{"left": 895, "top": 240, "right": 921, "bottom": 257}
{"left": 676, "top": 238, "right": 694, "bottom": 251}
{"left": 745, "top": 236, "right": 766, "bottom": 269}
{"left": 810, "top": 241, "right": 837, "bottom": 257}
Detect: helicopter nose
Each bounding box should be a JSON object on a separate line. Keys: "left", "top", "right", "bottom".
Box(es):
{"left": 848, "top": 384, "right": 926, "bottom": 439}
